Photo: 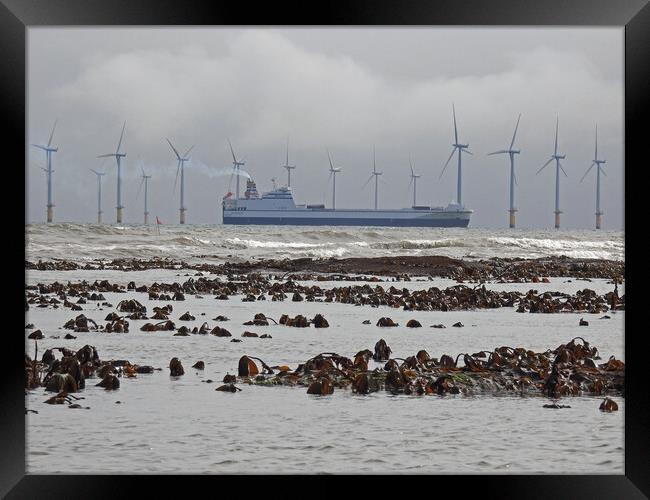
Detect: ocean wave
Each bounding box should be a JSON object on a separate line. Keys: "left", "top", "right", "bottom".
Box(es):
{"left": 369, "top": 238, "right": 467, "bottom": 250}
{"left": 487, "top": 237, "right": 624, "bottom": 252}
{"left": 25, "top": 225, "right": 625, "bottom": 263}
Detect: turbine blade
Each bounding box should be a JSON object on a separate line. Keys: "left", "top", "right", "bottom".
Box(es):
{"left": 183, "top": 145, "right": 195, "bottom": 158}
{"left": 327, "top": 150, "right": 334, "bottom": 170}
{"left": 47, "top": 119, "right": 58, "bottom": 147}
{"left": 580, "top": 163, "right": 595, "bottom": 183}
{"left": 409, "top": 155, "right": 414, "bottom": 176}
{"left": 452, "top": 103, "right": 458, "bottom": 144}
{"left": 464, "top": 149, "right": 473, "bottom": 155}
{"left": 286, "top": 136, "right": 289, "bottom": 166}
{"left": 228, "top": 138, "right": 237, "bottom": 164}
{"left": 116, "top": 121, "right": 126, "bottom": 154}
{"left": 32, "top": 144, "right": 47, "bottom": 151}
{"left": 554, "top": 117, "right": 559, "bottom": 156}
{"left": 361, "top": 174, "right": 374, "bottom": 189}
{"left": 600, "top": 166, "right": 607, "bottom": 177}
{"left": 136, "top": 176, "right": 145, "bottom": 200}
{"left": 97, "top": 154, "right": 114, "bottom": 158}
{"left": 513, "top": 171, "right": 518, "bottom": 186}
{"left": 488, "top": 150, "right": 508, "bottom": 156}
{"left": 595, "top": 123, "right": 598, "bottom": 160}
{"left": 536, "top": 158, "right": 553, "bottom": 175}
{"left": 440, "top": 148, "right": 456, "bottom": 179}
{"left": 89, "top": 168, "right": 99, "bottom": 175}
{"left": 373, "top": 145, "right": 376, "bottom": 174}
{"left": 560, "top": 163, "right": 568, "bottom": 177}
{"left": 166, "top": 138, "right": 181, "bottom": 160}
{"left": 510, "top": 114, "right": 521, "bottom": 150}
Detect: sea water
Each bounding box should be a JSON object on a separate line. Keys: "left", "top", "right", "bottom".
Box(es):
{"left": 25, "top": 225, "right": 625, "bottom": 474}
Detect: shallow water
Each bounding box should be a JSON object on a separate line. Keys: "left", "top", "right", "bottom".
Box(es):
{"left": 26, "top": 284, "right": 624, "bottom": 474}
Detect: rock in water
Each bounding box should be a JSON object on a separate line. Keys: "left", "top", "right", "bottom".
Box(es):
{"left": 373, "top": 339, "right": 392, "bottom": 362}
{"left": 599, "top": 397, "right": 618, "bottom": 412}
{"left": 169, "top": 357, "right": 184, "bottom": 376}
{"left": 376, "top": 317, "right": 398, "bottom": 327}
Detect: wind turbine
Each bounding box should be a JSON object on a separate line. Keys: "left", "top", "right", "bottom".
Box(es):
{"left": 488, "top": 114, "right": 522, "bottom": 228}
{"left": 98, "top": 121, "right": 127, "bottom": 223}
{"left": 537, "top": 117, "right": 567, "bottom": 229}
{"left": 282, "top": 137, "right": 296, "bottom": 188}
{"left": 362, "top": 146, "right": 383, "bottom": 209}
{"left": 581, "top": 124, "right": 607, "bottom": 229}
{"left": 440, "top": 104, "right": 472, "bottom": 208}
{"left": 137, "top": 167, "right": 152, "bottom": 225}
{"left": 327, "top": 150, "right": 342, "bottom": 210}
{"left": 89, "top": 168, "right": 105, "bottom": 224}
{"left": 408, "top": 155, "right": 421, "bottom": 207}
{"left": 32, "top": 120, "right": 58, "bottom": 223}
{"left": 228, "top": 139, "right": 246, "bottom": 201}
{"left": 167, "top": 139, "right": 194, "bottom": 224}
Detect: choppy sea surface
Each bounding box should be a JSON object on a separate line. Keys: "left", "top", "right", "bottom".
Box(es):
{"left": 25, "top": 224, "right": 624, "bottom": 263}
{"left": 25, "top": 224, "right": 625, "bottom": 474}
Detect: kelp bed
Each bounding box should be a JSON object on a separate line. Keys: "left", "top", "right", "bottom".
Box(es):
{"left": 25, "top": 336, "right": 623, "bottom": 412}
{"left": 232, "top": 337, "right": 624, "bottom": 406}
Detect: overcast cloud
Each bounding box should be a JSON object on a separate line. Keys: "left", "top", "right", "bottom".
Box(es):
{"left": 27, "top": 27, "right": 623, "bottom": 228}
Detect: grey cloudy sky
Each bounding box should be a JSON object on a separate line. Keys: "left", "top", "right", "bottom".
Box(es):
{"left": 27, "top": 27, "right": 623, "bottom": 228}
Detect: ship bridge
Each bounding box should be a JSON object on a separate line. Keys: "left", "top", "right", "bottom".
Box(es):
{"left": 226, "top": 181, "right": 297, "bottom": 210}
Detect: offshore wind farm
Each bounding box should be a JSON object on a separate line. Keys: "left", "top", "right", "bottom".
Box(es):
{"left": 30, "top": 107, "right": 612, "bottom": 230}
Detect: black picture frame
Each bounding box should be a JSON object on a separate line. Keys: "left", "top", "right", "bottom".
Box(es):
{"left": 4, "top": 0, "right": 647, "bottom": 497}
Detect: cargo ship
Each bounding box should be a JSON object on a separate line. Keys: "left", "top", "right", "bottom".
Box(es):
{"left": 222, "top": 179, "right": 472, "bottom": 227}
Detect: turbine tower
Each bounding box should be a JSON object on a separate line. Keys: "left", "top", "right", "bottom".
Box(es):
{"left": 488, "top": 114, "right": 522, "bottom": 228}
{"left": 98, "top": 121, "right": 127, "bottom": 223}
{"left": 408, "top": 155, "right": 421, "bottom": 207}
{"left": 137, "top": 167, "right": 152, "bottom": 225}
{"left": 537, "top": 117, "right": 567, "bottom": 229}
{"left": 228, "top": 139, "right": 245, "bottom": 201}
{"left": 581, "top": 124, "right": 607, "bottom": 229}
{"left": 282, "top": 137, "right": 296, "bottom": 188}
{"left": 362, "top": 146, "right": 382, "bottom": 209}
{"left": 89, "top": 168, "right": 105, "bottom": 224}
{"left": 167, "top": 139, "right": 194, "bottom": 224}
{"left": 327, "top": 150, "right": 342, "bottom": 210}
{"left": 440, "top": 104, "right": 472, "bottom": 208}
{"left": 32, "top": 120, "right": 58, "bottom": 223}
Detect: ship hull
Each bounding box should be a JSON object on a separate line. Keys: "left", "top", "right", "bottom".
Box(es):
{"left": 223, "top": 208, "right": 471, "bottom": 227}
{"left": 223, "top": 216, "right": 470, "bottom": 227}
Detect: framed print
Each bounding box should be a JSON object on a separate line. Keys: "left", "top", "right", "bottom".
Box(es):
{"left": 3, "top": 0, "right": 648, "bottom": 497}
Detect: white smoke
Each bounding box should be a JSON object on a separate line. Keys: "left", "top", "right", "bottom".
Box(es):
{"left": 190, "top": 159, "right": 252, "bottom": 180}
